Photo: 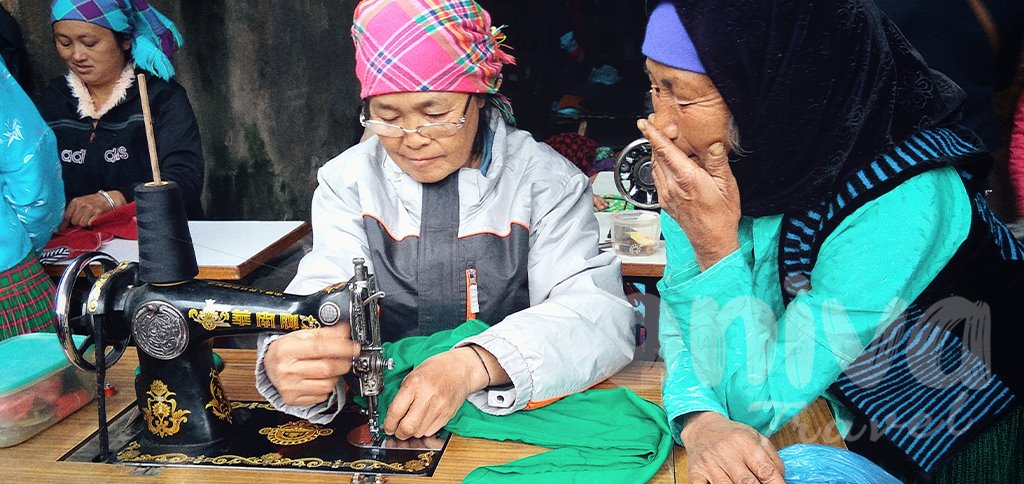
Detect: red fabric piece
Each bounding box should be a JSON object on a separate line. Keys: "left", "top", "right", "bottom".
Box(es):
{"left": 89, "top": 201, "right": 138, "bottom": 240}
{"left": 43, "top": 230, "right": 107, "bottom": 258}
{"left": 53, "top": 388, "right": 91, "bottom": 419}
{"left": 545, "top": 132, "right": 598, "bottom": 176}
{"left": 44, "top": 202, "right": 138, "bottom": 258}
{"left": 555, "top": 94, "right": 587, "bottom": 113}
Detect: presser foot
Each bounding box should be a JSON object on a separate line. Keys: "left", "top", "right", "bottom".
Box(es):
{"left": 346, "top": 424, "right": 447, "bottom": 451}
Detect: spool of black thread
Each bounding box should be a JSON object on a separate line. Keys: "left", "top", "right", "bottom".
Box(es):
{"left": 135, "top": 181, "right": 198, "bottom": 283}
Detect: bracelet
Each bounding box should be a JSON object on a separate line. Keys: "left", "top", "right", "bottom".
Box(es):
{"left": 97, "top": 190, "right": 116, "bottom": 209}
{"left": 468, "top": 345, "right": 492, "bottom": 388}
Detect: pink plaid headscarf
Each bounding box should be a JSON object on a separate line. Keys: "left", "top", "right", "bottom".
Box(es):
{"left": 351, "top": 0, "right": 515, "bottom": 122}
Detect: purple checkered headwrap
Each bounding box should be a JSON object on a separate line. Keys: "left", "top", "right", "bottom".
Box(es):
{"left": 50, "top": 0, "right": 183, "bottom": 80}
{"left": 352, "top": 0, "right": 516, "bottom": 124}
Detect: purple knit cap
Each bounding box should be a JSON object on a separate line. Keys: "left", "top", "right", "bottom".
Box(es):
{"left": 642, "top": 2, "right": 705, "bottom": 73}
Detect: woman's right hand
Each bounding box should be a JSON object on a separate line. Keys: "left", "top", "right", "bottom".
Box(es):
{"left": 62, "top": 190, "right": 126, "bottom": 228}
{"left": 680, "top": 411, "right": 786, "bottom": 484}
{"left": 264, "top": 323, "right": 362, "bottom": 407}
{"left": 637, "top": 118, "right": 741, "bottom": 270}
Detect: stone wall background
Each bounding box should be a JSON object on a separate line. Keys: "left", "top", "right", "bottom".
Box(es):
{"left": 2, "top": 0, "right": 362, "bottom": 221}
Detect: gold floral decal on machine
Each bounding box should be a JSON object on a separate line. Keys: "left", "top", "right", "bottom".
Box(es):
{"left": 189, "top": 299, "right": 231, "bottom": 331}
{"left": 204, "top": 370, "right": 233, "bottom": 423}
{"left": 115, "top": 441, "right": 436, "bottom": 473}
{"left": 230, "top": 401, "right": 276, "bottom": 411}
{"left": 86, "top": 261, "right": 132, "bottom": 312}
{"left": 258, "top": 420, "right": 334, "bottom": 446}
{"left": 299, "top": 315, "right": 321, "bottom": 329}
{"left": 143, "top": 380, "right": 192, "bottom": 437}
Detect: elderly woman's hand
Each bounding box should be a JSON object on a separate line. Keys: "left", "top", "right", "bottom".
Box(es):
{"left": 638, "top": 118, "right": 741, "bottom": 270}
{"left": 681, "top": 412, "right": 786, "bottom": 484}
{"left": 383, "top": 345, "right": 499, "bottom": 440}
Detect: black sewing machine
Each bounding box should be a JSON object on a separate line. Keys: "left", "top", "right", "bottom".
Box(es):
{"left": 52, "top": 182, "right": 446, "bottom": 480}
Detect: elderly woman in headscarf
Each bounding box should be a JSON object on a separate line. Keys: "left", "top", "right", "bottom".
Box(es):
{"left": 257, "top": 0, "right": 634, "bottom": 442}
{"left": 37, "top": 0, "right": 204, "bottom": 227}
{"left": 643, "top": 0, "right": 1024, "bottom": 482}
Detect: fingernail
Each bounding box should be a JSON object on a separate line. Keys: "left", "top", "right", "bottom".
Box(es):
{"left": 709, "top": 142, "right": 725, "bottom": 156}
{"left": 636, "top": 118, "right": 647, "bottom": 130}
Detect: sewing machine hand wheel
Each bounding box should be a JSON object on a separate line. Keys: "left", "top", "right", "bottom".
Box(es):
{"left": 55, "top": 251, "right": 129, "bottom": 371}
{"left": 614, "top": 138, "right": 659, "bottom": 209}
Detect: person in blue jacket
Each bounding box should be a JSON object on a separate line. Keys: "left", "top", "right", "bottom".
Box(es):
{"left": 643, "top": 0, "right": 1023, "bottom": 482}
{"left": 0, "top": 56, "right": 64, "bottom": 341}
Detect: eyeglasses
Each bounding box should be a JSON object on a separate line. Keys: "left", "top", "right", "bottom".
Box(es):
{"left": 360, "top": 97, "right": 472, "bottom": 139}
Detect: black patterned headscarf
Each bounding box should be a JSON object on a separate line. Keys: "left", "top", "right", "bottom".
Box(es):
{"left": 665, "top": 0, "right": 970, "bottom": 216}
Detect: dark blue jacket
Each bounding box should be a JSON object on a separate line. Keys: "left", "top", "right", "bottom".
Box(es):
{"left": 37, "top": 71, "right": 205, "bottom": 219}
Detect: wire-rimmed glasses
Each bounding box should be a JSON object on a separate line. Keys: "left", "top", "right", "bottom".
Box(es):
{"left": 360, "top": 96, "right": 472, "bottom": 139}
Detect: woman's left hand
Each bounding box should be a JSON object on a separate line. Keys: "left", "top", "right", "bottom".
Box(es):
{"left": 383, "top": 346, "right": 490, "bottom": 440}
{"left": 637, "top": 118, "right": 741, "bottom": 270}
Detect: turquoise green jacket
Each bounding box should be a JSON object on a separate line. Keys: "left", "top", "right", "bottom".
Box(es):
{"left": 0, "top": 57, "right": 63, "bottom": 271}
{"left": 658, "top": 167, "right": 971, "bottom": 442}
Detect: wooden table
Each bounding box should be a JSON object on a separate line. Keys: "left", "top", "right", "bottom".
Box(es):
{"left": 614, "top": 242, "right": 666, "bottom": 278}
{"left": 0, "top": 349, "right": 844, "bottom": 483}
{"left": 45, "top": 221, "right": 310, "bottom": 281}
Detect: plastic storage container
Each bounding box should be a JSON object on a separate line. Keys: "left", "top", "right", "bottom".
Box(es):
{"left": 0, "top": 333, "right": 93, "bottom": 447}
{"left": 611, "top": 210, "right": 661, "bottom": 256}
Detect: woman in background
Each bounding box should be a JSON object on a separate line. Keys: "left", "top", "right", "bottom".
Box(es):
{"left": 38, "top": 0, "right": 204, "bottom": 228}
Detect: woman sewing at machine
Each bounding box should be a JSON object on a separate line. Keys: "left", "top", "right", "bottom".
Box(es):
{"left": 257, "top": 0, "right": 635, "bottom": 442}
{"left": 37, "top": 0, "right": 204, "bottom": 228}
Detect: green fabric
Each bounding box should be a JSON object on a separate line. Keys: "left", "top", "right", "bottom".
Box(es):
{"left": 596, "top": 195, "right": 634, "bottom": 212}
{"left": 657, "top": 167, "right": 972, "bottom": 442}
{"left": 370, "top": 319, "right": 672, "bottom": 483}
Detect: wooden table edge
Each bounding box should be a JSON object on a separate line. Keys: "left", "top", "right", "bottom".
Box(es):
{"left": 217, "top": 221, "right": 310, "bottom": 280}
{"left": 621, "top": 262, "right": 665, "bottom": 278}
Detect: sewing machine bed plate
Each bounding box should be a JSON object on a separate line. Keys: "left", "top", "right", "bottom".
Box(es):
{"left": 59, "top": 401, "right": 448, "bottom": 477}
